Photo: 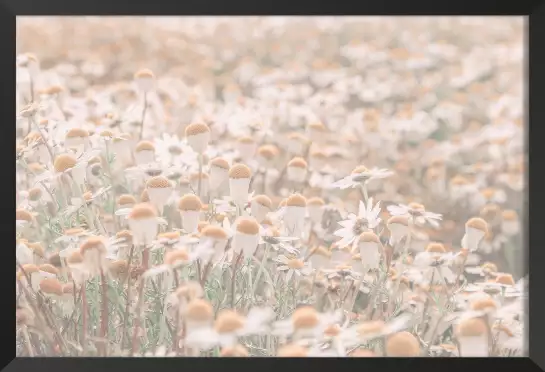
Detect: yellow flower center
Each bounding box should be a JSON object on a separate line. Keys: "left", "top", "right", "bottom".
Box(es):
{"left": 287, "top": 259, "right": 304, "bottom": 270}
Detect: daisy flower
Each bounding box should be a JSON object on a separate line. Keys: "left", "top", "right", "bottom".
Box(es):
{"left": 478, "top": 231, "right": 507, "bottom": 255}
{"left": 454, "top": 319, "right": 492, "bottom": 357}
{"left": 212, "top": 191, "right": 255, "bottom": 215}
{"left": 16, "top": 208, "right": 36, "bottom": 230}
{"left": 307, "top": 246, "right": 333, "bottom": 271}
{"left": 182, "top": 299, "right": 217, "bottom": 351}
{"left": 412, "top": 243, "right": 457, "bottom": 285}
{"left": 195, "top": 225, "right": 230, "bottom": 264}
{"left": 275, "top": 254, "right": 312, "bottom": 282}
{"left": 473, "top": 187, "right": 507, "bottom": 208}
{"left": 450, "top": 293, "right": 503, "bottom": 324}
{"left": 334, "top": 198, "right": 382, "bottom": 248}
{"left": 321, "top": 264, "right": 360, "bottom": 281}
{"left": 16, "top": 240, "right": 41, "bottom": 266}
{"left": 272, "top": 306, "right": 342, "bottom": 340}
{"left": 19, "top": 131, "right": 51, "bottom": 164}
{"left": 308, "top": 167, "right": 337, "bottom": 190}
{"left": 473, "top": 273, "right": 521, "bottom": 298}
{"left": 17, "top": 263, "right": 58, "bottom": 292}
{"left": 116, "top": 203, "right": 167, "bottom": 247}
{"left": 38, "top": 148, "right": 101, "bottom": 187}
{"left": 260, "top": 228, "right": 300, "bottom": 255}
{"left": 387, "top": 202, "right": 442, "bottom": 228}
{"left": 465, "top": 261, "right": 499, "bottom": 278}
{"left": 230, "top": 216, "right": 263, "bottom": 260}
{"left": 316, "top": 317, "right": 359, "bottom": 357}
{"left": 493, "top": 321, "right": 525, "bottom": 356}
{"left": 124, "top": 162, "right": 163, "bottom": 183}
{"left": 17, "top": 101, "right": 46, "bottom": 120}
{"left": 211, "top": 307, "right": 275, "bottom": 347}
{"left": 155, "top": 133, "right": 197, "bottom": 168}
{"left": 150, "top": 230, "right": 183, "bottom": 251}
{"left": 142, "top": 246, "right": 206, "bottom": 281}
{"left": 282, "top": 194, "right": 308, "bottom": 238}
{"left": 340, "top": 313, "right": 413, "bottom": 348}
{"left": 330, "top": 165, "right": 393, "bottom": 190}
{"left": 429, "top": 343, "right": 459, "bottom": 357}
{"left": 55, "top": 227, "right": 96, "bottom": 246}
{"left": 63, "top": 186, "right": 111, "bottom": 217}
{"left": 385, "top": 331, "right": 422, "bottom": 357}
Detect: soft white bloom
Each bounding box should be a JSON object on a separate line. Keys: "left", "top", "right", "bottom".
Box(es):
{"left": 387, "top": 203, "right": 442, "bottom": 228}
{"left": 413, "top": 250, "right": 457, "bottom": 285}
{"left": 63, "top": 186, "right": 111, "bottom": 217}
{"left": 330, "top": 168, "right": 393, "bottom": 190}
{"left": 334, "top": 198, "right": 381, "bottom": 249}
{"left": 275, "top": 254, "right": 312, "bottom": 282}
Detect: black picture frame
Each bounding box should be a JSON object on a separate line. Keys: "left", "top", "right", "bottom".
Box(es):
{"left": 2, "top": 1, "right": 543, "bottom": 371}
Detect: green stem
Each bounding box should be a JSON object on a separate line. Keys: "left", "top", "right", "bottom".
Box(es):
{"left": 251, "top": 243, "right": 270, "bottom": 296}
{"left": 158, "top": 270, "right": 174, "bottom": 347}
{"left": 230, "top": 252, "right": 243, "bottom": 308}
{"left": 393, "top": 220, "right": 413, "bottom": 288}
{"left": 104, "top": 141, "right": 118, "bottom": 229}
{"left": 139, "top": 92, "right": 148, "bottom": 141}
{"left": 71, "top": 176, "right": 96, "bottom": 231}
{"left": 99, "top": 269, "right": 109, "bottom": 356}
{"left": 360, "top": 183, "right": 369, "bottom": 204}
{"left": 120, "top": 244, "right": 136, "bottom": 348}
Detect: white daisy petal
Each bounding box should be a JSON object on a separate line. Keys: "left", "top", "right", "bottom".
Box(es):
{"left": 115, "top": 208, "right": 132, "bottom": 216}
{"left": 338, "top": 235, "right": 356, "bottom": 248}
{"left": 334, "top": 227, "right": 350, "bottom": 238}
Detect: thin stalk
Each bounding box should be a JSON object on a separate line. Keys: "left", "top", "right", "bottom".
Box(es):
{"left": 157, "top": 271, "right": 174, "bottom": 347}
{"left": 419, "top": 270, "right": 436, "bottom": 331}
{"left": 246, "top": 259, "right": 253, "bottom": 308}
{"left": 172, "top": 268, "right": 181, "bottom": 355}
{"left": 346, "top": 277, "right": 363, "bottom": 312}
{"left": 230, "top": 251, "right": 243, "bottom": 308}
{"left": 360, "top": 183, "right": 369, "bottom": 204}
{"left": 99, "top": 269, "right": 109, "bottom": 356}
{"left": 483, "top": 314, "right": 494, "bottom": 355}
{"left": 174, "top": 307, "right": 181, "bottom": 355}
{"left": 81, "top": 282, "right": 88, "bottom": 354}
{"left": 341, "top": 280, "right": 356, "bottom": 307}
{"left": 366, "top": 271, "right": 386, "bottom": 320}
{"left": 30, "top": 116, "right": 55, "bottom": 161}
{"left": 130, "top": 277, "right": 146, "bottom": 356}
{"left": 120, "top": 243, "right": 136, "bottom": 348}
{"left": 142, "top": 248, "right": 150, "bottom": 270}
{"left": 251, "top": 243, "right": 270, "bottom": 296}
{"left": 61, "top": 284, "right": 83, "bottom": 337}
{"left": 139, "top": 92, "right": 148, "bottom": 141}
{"left": 454, "top": 254, "right": 469, "bottom": 292}
{"left": 200, "top": 261, "right": 213, "bottom": 286}
{"left": 392, "top": 220, "right": 413, "bottom": 294}
{"left": 22, "top": 326, "right": 35, "bottom": 356}
{"left": 40, "top": 181, "right": 57, "bottom": 212}
{"left": 425, "top": 313, "right": 444, "bottom": 354}
{"left": 436, "top": 267, "right": 454, "bottom": 302}
{"left": 17, "top": 261, "right": 67, "bottom": 354}
{"left": 70, "top": 176, "right": 96, "bottom": 231}
{"left": 104, "top": 141, "right": 118, "bottom": 230}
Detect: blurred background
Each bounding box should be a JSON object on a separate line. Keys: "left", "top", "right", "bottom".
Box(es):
{"left": 16, "top": 17, "right": 524, "bottom": 100}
